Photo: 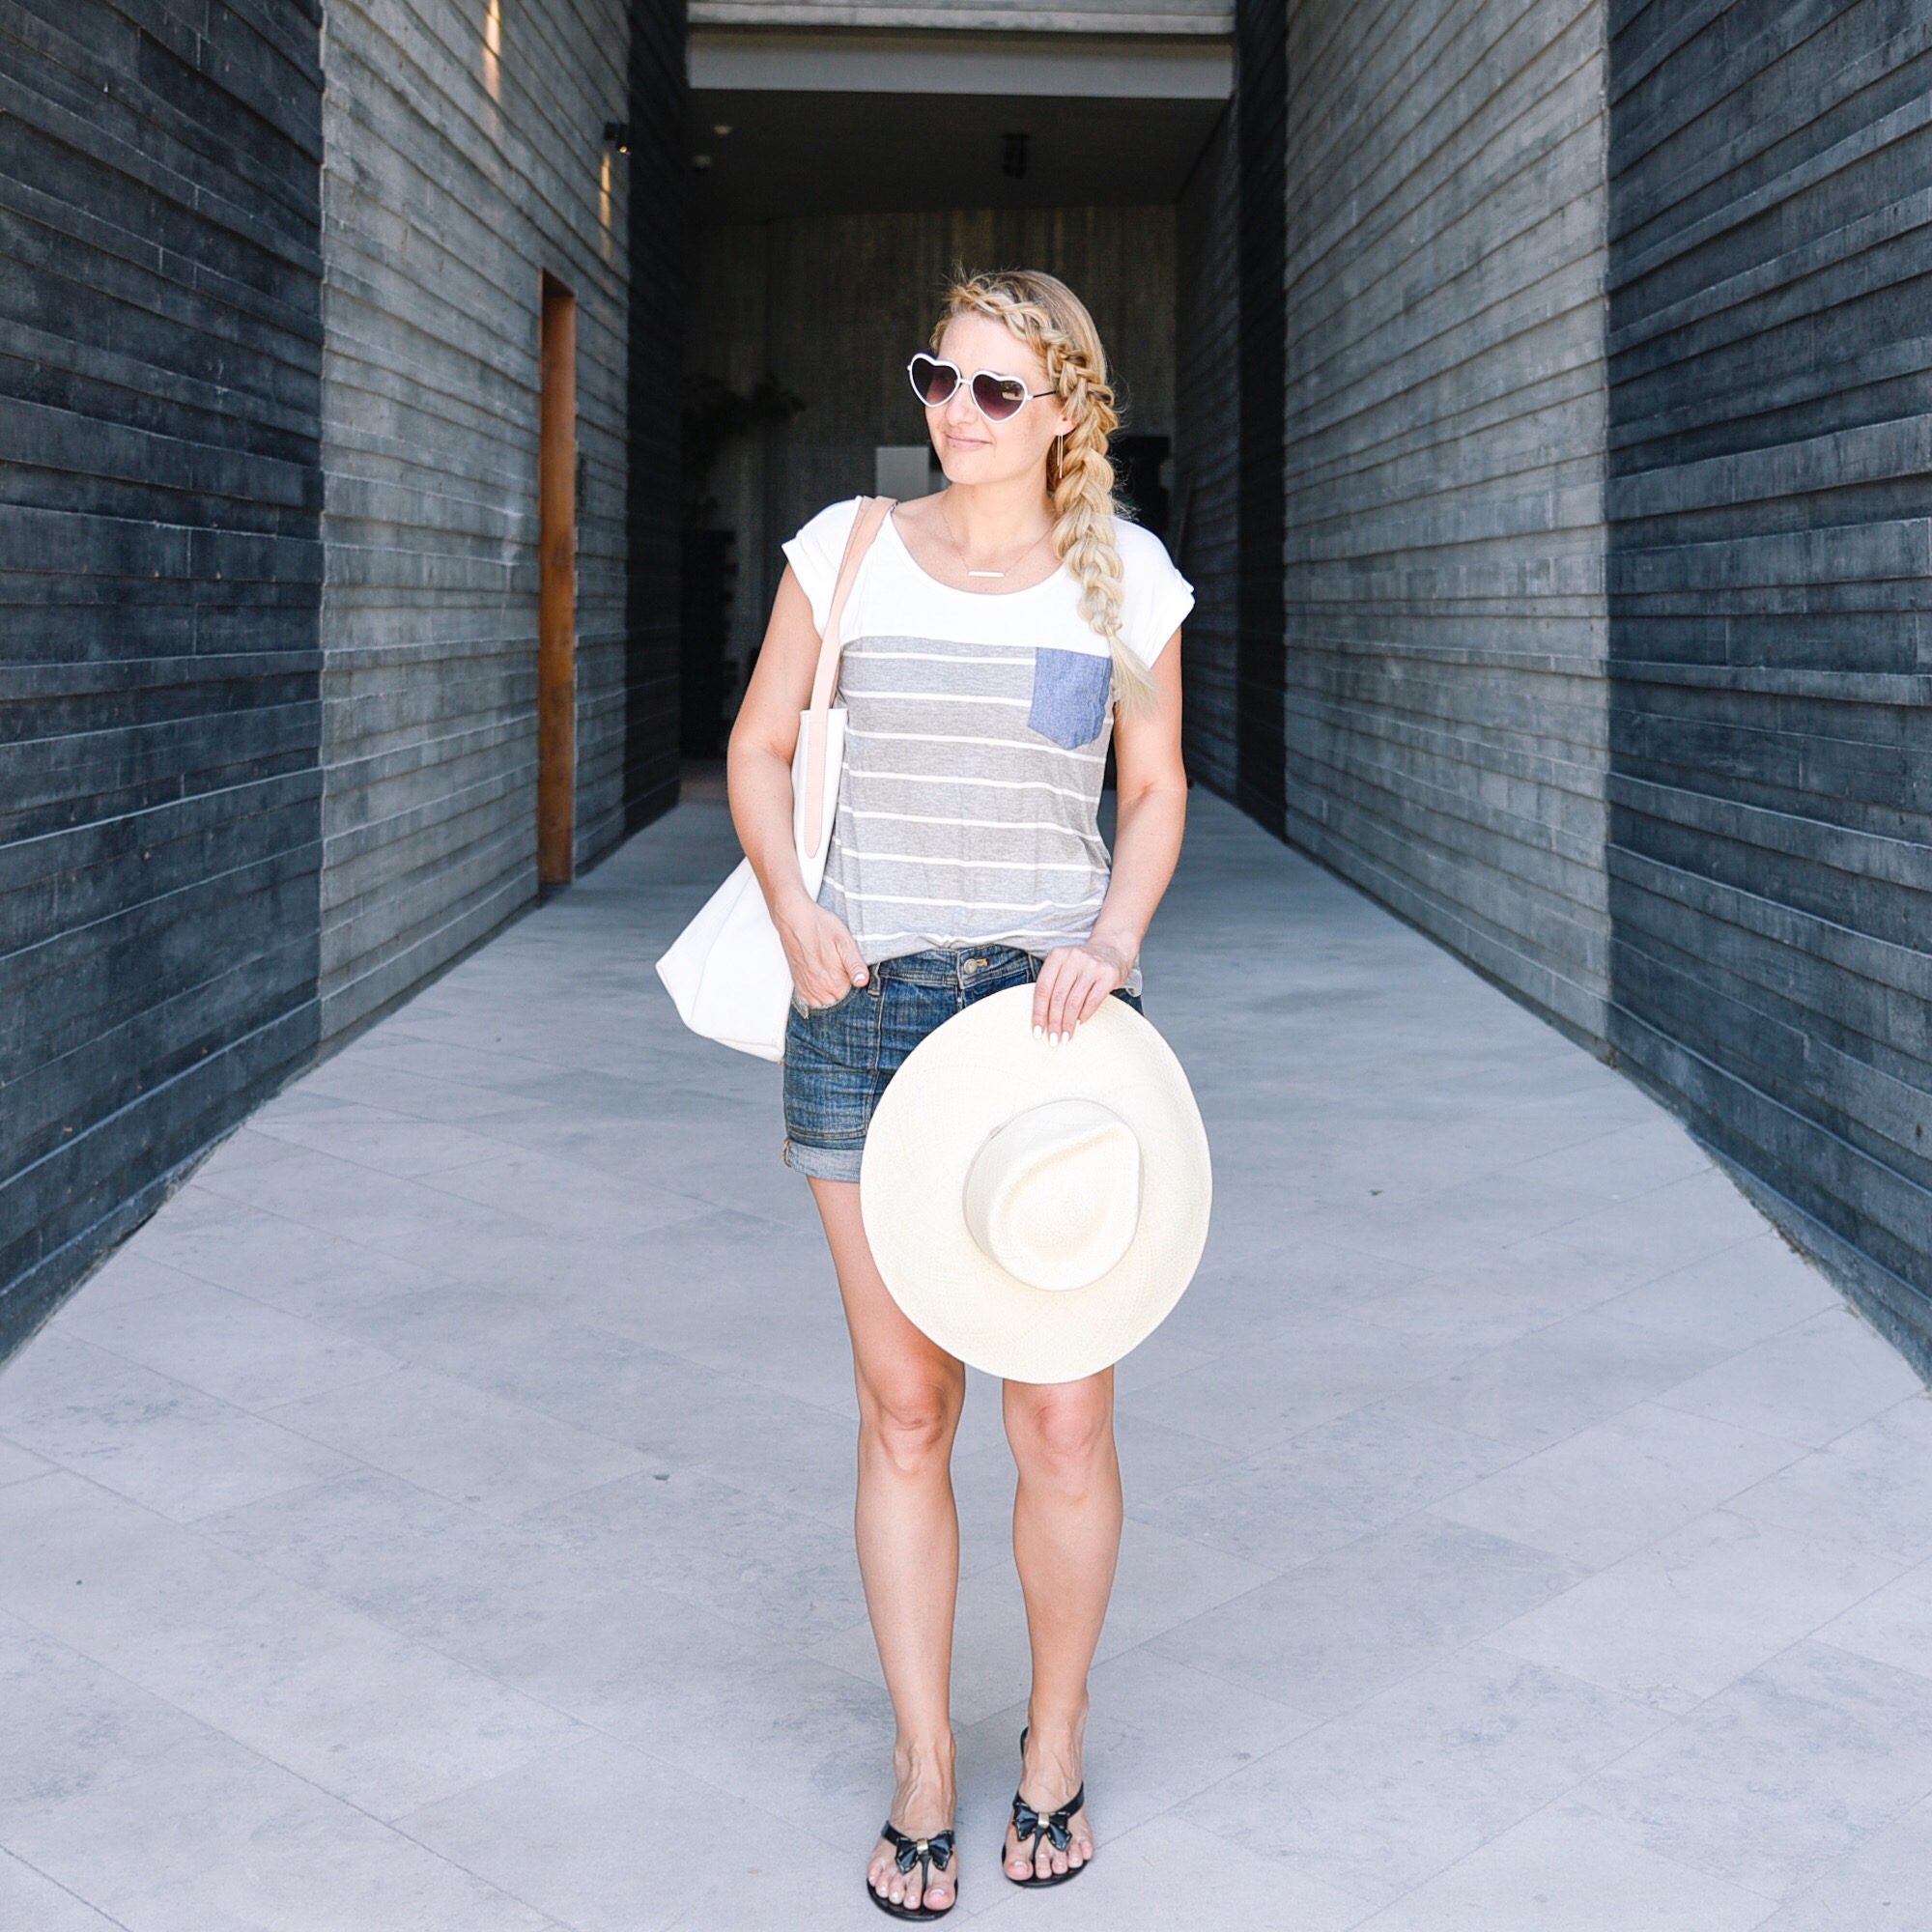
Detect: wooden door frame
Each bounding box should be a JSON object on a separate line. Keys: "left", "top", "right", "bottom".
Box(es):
{"left": 538, "top": 270, "right": 578, "bottom": 886}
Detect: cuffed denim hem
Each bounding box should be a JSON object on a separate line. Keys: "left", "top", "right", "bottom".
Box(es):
{"left": 781, "top": 1136, "right": 865, "bottom": 1183}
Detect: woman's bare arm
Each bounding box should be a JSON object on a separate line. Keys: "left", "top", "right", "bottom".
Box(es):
{"left": 725, "top": 565, "right": 871, "bottom": 1009}
{"left": 1032, "top": 633, "right": 1188, "bottom": 1041}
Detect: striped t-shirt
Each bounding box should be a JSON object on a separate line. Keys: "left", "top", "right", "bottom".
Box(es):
{"left": 782, "top": 498, "right": 1194, "bottom": 977}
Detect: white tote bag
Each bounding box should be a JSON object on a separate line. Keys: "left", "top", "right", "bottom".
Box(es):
{"left": 655, "top": 497, "right": 894, "bottom": 1061}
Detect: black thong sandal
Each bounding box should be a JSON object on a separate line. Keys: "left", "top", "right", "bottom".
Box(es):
{"left": 1004, "top": 1725, "right": 1090, "bottom": 1889}
{"left": 868, "top": 1821, "right": 957, "bottom": 1921}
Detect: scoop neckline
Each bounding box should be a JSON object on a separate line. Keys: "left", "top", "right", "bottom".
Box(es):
{"left": 882, "top": 503, "right": 1067, "bottom": 599}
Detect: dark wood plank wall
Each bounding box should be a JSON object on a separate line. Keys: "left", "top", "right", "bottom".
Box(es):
{"left": 624, "top": 0, "right": 689, "bottom": 832}
{"left": 1272, "top": 0, "right": 1614, "bottom": 1043}
{"left": 1235, "top": 0, "right": 1288, "bottom": 826}
{"left": 0, "top": 0, "right": 326, "bottom": 1354}
{"left": 316, "top": 0, "right": 639, "bottom": 1039}
{"left": 1174, "top": 107, "right": 1240, "bottom": 797}
{"left": 1605, "top": 0, "right": 1932, "bottom": 1369}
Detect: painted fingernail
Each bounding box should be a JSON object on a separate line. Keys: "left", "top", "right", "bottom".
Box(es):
{"left": 1034, "top": 1025, "right": 1043, "bottom": 1039}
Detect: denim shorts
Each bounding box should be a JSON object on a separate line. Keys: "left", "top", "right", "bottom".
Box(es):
{"left": 781, "top": 945, "right": 1143, "bottom": 1183}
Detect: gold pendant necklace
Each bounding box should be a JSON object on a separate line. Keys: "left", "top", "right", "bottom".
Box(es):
{"left": 940, "top": 498, "right": 1052, "bottom": 580}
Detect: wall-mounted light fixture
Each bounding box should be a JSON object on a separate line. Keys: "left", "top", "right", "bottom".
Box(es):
{"left": 604, "top": 121, "right": 632, "bottom": 153}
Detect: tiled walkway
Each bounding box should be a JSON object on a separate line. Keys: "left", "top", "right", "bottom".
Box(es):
{"left": 4, "top": 792, "right": 1930, "bottom": 1931}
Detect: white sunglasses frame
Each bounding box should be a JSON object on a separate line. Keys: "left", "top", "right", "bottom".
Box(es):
{"left": 906, "top": 354, "right": 1057, "bottom": 423}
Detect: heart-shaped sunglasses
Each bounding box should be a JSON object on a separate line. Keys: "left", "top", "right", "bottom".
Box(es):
{"left": 907, "top": 353, "right": 1056, "bottom": 423}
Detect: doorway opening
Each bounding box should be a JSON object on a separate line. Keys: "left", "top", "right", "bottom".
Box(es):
{"left": 538, "top": 270, "right": 578, "bottom": 887}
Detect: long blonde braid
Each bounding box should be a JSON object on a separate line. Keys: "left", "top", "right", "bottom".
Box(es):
{"left": 933, "top": 270, "right": 1158, "bottom": 717}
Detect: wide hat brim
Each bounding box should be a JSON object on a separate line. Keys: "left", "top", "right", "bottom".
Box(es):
{"left": 860, "top": 985, "right": 1212, "bottom": 1383}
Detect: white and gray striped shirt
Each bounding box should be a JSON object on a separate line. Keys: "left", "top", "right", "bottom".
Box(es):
{"left": 783, "top": 499, "right": 1194, "bottom": 973}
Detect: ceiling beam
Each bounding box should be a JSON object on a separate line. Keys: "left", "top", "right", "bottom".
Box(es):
{"left": 688, "top": 28, "right": 1235, "bottom": 98}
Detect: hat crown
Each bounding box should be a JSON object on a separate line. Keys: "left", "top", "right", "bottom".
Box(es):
{"left": 961, "top": 1097, "right": 1143, "bottom": 1293}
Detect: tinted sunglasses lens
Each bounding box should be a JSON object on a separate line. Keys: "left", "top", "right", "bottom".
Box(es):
{"left": 972, "top": 373, "right": 1030, "bottom": 420}
{"left": 909, "top": 355, "right": 957, "bottom": 407}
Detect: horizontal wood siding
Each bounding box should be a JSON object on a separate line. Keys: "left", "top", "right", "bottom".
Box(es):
{"left": 1236, "top": 0, "right": 1287, "bottom": 823}
{"left": 1605, "top": 0, "right": 1932, "bottom": 1367}
{"left": 1272, "top": 0, "right": 1613, "bottom": 1041}
{"left": 624, "top": 0, "right": 687, "bottom": 830}
{"left": 1174, "top": 106, "right": 1239, "bottom": 795}
{"left": 317, "top": 0, "right": 636, "bottom": 1038}
{"left": 0, "top": 0, "right": 325, "bottom": 1353}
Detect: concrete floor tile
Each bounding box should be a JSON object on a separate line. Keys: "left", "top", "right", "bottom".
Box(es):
{"left": 1573, "top": 1640, "right": 1932, "bottom": 1897}
{"left": 47, "top": 1248, "right": 202, "bottom": 1318}
{"left": 1401, "top": 1311, "right": 1737, "bottom": 1451}
{"left": 395, "top": 1732, "right": 858, "bottom": 1932}
{"left": 1134, "top": 1402, "right": 1521, "bottom": 1569}
{"left": 1149, "top": 1516, "right": 1585, "bottom": 1719}
{"left": 0, "top": 1609, "right": 213, "bottom": 1817}
{"left": 51, "top": 1277, "right": 400, "bottom": 1412}
{"left": 485, "top": 1583, "right": 894, "bottom": 1832}
{"left": 1504, "top": 1177, "right": 1769, "bottom": 1296}
{"left": 1813, "top": 1557, "right": 1932, "bottom": 1685}
{"left": 414, "top": 1144, "right": 728, "bottom": 1238}
{"left": 1601, "top": 1233, "right": 1843, "bottom": 1350}
{"left": 1509, "top": 1115, "right": 1717, "bottom": 1201}
{"left": 1117, "top": 1316, "right": 1475, "bottom": 1456}
{"left": 2, "top": 1727, "right": 555, "bottom": 1932}
{"left": 1725, "top": 1396, "right": 1932, "bottom": 1564}
{"left": 190, "top": 1144, "right": 552, "bottom": 1259}
{"left": 1655, "top": 1309, "right": 1926, "bottom": 1447}
{"left": 117, "top": 1202, "right": 452, "bottom": 1321}
{"left": 532, "top": 1465, "right": 871, "bottom": 1644}
{"left": 0, "top": 1473, "right": 582, "bottom": 1821}
{"left": 1352, "top": 1252, "right": 1622, "bottom": 1350}
{"left": 263, "top": 1365, "right": 653, "bottom": 1518}
{"left": 0, "top": 1850, "right": 123, "bottom": 1931}
{"left": 1749, "top": 1794, "right": 1932, "bottom": 1930}
{"left": 249, "top": 1106, "right": 517, "bottom": 1179}
{"left": 968, "top": 1813, "right": 1371, "bottom": 1932}
{"left": 1492, "top": 1510, "right": 1911, "bottom": 1712}
{"left": 1350, "top": 1803, "right": 1776, "bottom": 1930}
{"left": 0, "top": 1334, "right": 357, "bottom": 1522}
{"left": 1431, "top": 1401, "right": 1809, "bottom": 1569}
{"left": 1179, "top": 1644, "right": 1669, "bottom": 1906}
{"left": 0, "top": 1435, "right": 51, "bottom": 1486}
{"left": 196, "top": 1467, "right": 611, "bottom": 1669}
{"left": 189, "top": 1122, "right": 309, "bottom": 1175}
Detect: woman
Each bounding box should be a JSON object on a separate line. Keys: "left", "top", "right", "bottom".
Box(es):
{"left": 727, "top": 269, "right": 1192, "bottom": 1918}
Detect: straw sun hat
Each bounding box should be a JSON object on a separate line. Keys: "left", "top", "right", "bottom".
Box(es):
{"left": 859, "top": 985, "right": 1212, "bottom": 1383}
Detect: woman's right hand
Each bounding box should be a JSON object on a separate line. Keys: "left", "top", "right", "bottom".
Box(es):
{"left": 777, "top": 897, "right": 869, "bottom": 1009}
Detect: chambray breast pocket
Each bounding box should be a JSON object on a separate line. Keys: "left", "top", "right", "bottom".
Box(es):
{"left": 1027, "top": 647, "right": 1113, "bottom": 751}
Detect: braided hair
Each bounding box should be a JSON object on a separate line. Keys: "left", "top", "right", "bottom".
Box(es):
{"left": 933, "top": 270, "right": 1157, "bottom": 717}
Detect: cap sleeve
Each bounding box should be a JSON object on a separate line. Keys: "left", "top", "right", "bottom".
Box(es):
{"left": 781, "top": 497, "right": 864, "bottom": 636}
{"left": 1118, "top": 523, "right": 1194, "bottom": 667}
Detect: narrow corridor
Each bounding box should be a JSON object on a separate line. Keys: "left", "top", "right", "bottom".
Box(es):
{"left": 2, "top": 792, "right": 1927, "bottom": 1930}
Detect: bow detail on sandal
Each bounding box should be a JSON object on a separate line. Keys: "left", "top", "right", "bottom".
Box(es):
{"left": 870, "top": 1821, "right": 956, "bottom": 1920}
{"left": 1004, "top": 1726, "right": 1090, "bottom": 1889}
{"left": 1009, "top": 1792, "right": 1075, "bottom": 1855}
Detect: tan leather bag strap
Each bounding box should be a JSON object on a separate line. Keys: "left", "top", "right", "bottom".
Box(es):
{"left": 802, "top": 495, "right": 895, "bottom": 859}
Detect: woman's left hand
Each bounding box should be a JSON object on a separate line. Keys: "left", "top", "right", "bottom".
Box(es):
{"left": 1033, "top": 938, "right": 1133, "bottom": 1044}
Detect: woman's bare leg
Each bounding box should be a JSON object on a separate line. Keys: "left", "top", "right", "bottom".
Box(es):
{"left": 810, "top": 1177, "right": 964, "bottom": 1914}
{"left": 1001, "top": 1371, "right": 1119, "bottom": 1880}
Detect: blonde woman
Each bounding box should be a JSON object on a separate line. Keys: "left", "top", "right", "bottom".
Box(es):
{"left": 728, "top": 270, "right": 1192, "bottom": 1919}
